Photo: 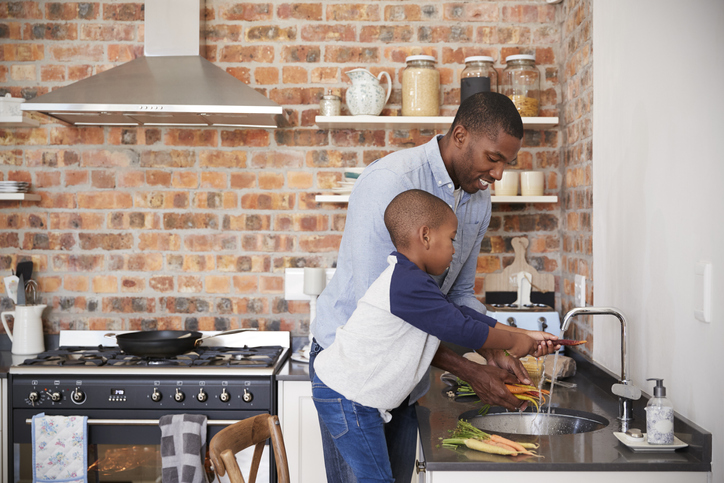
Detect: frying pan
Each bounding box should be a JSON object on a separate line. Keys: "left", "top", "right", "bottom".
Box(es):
{"left": 104, "top": 328, "right": 257, "bottom": 358}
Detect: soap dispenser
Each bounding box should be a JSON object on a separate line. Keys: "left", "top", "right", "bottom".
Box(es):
{"left": 645, "top": 378, "right": 674, "bottom": 444}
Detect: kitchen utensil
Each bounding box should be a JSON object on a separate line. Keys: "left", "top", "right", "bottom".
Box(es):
{"left": 15, "top": 260, "right": 33, "bottom": 285}
{"left": 1, "top": 304, "right": 46, "bottom": 354}
{"left": 16, "top": 274, "right": 25, "bottom": 305}
{"left": 105, "top": 328, "right": 257, "bottom": 358}
{"left": 4, "top": 275, "right": 19, "bottom": 303}
{"left": 345, "top": 68, "right": 392, "bottom": 116}
{"left": 24, "top": 279, "right": 39, "bottom": 305}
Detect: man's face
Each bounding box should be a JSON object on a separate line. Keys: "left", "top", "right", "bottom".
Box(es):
{"left": 453, "top": 128, "right": 522, "bottom": 194}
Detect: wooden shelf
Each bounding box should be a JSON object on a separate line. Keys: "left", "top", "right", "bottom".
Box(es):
{"left": 0, "top": 193, "right": 41, "bottom": 201}
{"left": 315, "top": 115, "right": 558, "bottom": 130}
{"left": 315, "top": 194, "right": 558, "bottom": 204}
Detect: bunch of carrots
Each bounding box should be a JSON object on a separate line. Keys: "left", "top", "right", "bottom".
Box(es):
{"left": 442, "top": 419, "right": 542, "bottom": 457}
{"left": 455, "top": 378, "right": 550, "bottom": 413}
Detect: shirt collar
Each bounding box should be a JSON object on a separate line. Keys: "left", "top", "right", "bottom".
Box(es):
{"left": 424, "top": 135, "right": 455, "bottom": 192}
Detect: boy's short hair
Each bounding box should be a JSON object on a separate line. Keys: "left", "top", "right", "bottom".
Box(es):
{"left": 384, "top": 189, "right": 456, "bottom": 250}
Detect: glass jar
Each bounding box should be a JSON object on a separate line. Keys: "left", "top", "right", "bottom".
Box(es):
{"left": 501, "top": 54, "right": 541, "bottom": 117}
{"left": 319, "top": 93, "right": 341, "bottom": 117}
{"left": 402, "top": 55, "right": 440, "bottom": 116}
{"left": 461, "top": 56, "right": 497, "bottom": 103}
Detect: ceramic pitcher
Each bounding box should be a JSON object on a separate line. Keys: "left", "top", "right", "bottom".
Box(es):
{"left": 345, "top": 69, "right": 392, "bottom": 116}
{"left": 2, "top": 304, "right": 46, "bottom": 355}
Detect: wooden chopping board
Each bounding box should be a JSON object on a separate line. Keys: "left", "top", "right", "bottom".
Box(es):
{"left": 484, "top": 237, "right": 554, "bottom": 293}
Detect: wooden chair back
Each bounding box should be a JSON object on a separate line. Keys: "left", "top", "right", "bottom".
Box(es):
{"left": 209, "top": 413, "right": 290, "bottom": 483}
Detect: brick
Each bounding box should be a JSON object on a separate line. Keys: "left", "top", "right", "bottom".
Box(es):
{"left": 206, "top": 276, "right": 230, "bottom": 294}
{"left": 38, "top": 276, "right": 62, "bottom": 293}
{"left": 220, "top": 129, "right": 270, "bottom": 147}
{"left": 0, "top": 149, "right": 23, "bottom": 166}
{"left": 10, "top": 64, "right": 36, "bottom": 80}
{"left": 0, "top": 127, "right": 47, "bottom": 146}
{"left": 2, "top": 43, "right": 44, "bottom": 61}
{"left": 282, "top": 66, "right": 307, "bottom": 84}
{"left": 251, "top": 151, "right": 303, "bottom": 168}
{"left": 164, "top": 129, "right": 218, "bottom": 147}
{"left": 90, "top": 170, "right": 115, "bottom": 188}
{"left": 242, "top": 233, "right": 294, "bottom": 252}
{"left": 360, "top": 25, "right": 413, "bottom": 43}
{"left": 150, "top": 276, "right": 174, "bottom": 293}
{"left": 230, "top": 172, "right": 256, "bottom": 189}
{"left": 219, "top": 45, "right": 274, "bottom": 63}
{"left": 200, "top": 172, "right": 227, "bottom": 189}
{"left": 79, "top": 233, "right": 132, "bottom": 250}
{"left": 64, "top": 275, "right": 89, "bottom": 292}
{"left": 138, "top": 233, "right": 181, "bottom": 251}
{"left": 4, "top": 2, "right": 43, "bottom": 18}
{"left": 476, "top": 255, "right": 501, "bottom": 273}
{"left": 49, "top": 44, "right": 103, "bottom": 61}
{"left": 502, "top": 5, "right": 555, "bottom": 23}
{"left": 179, "top": 276, "right": 203, "bottom": 293}
{"left": 0, "top": 232, "right": 19, "bottom": 248}
{"left": 109, "top": 253, "right": 163, "bottom": 272}
{"left": 205, "top": 24, "right": 243, "bottom": 42}
{"left": 302, "top": 24, "right": 355, "bottom": 42}
{"left": 121, "top": 276, "right": 145, "bottom": 293}
{"left": 172, "top": 172, "right": 198, "bottom": 189}
{"left": 92, "top": 275, "right": 117, "bottom": 293}
{"left": 288, "top": 171, "right": 313, "bottom": 189}
{"left": 223, "top": 214, "right": 271, "bottom": 231}
{"left": 258, "top": 172, "right": 285, "bottom": 190}
{"left": 260, "top": 276, "right": 283, "bottom": 294}
{"left": 80, "top": 23, "right": 136, "bottom": 41}
{"left": 253, "top": 66, "right": 277, "bottom": 84}
{"left": 134, "top": 191, "right": 189, "bottom": 209}
{"left": 49, "top": 213, "right": 103, "bottom": 230}
{"left": 103, "top": 3, "right": 144, "bottom": 21}
{"left": 82, "top": 150, "right": 137, "bottom": 167}
{"left": 216, "top": 255, "right": 270, "bottom": 273}
{"left": 306, "top": 150, "right": 358, "bottom": 168}
{"left": 184, "top": 234, "right": 237, "bottom": 252}
{"left": 241, "top": 193, "right": 295, "bottom": 210}
{"left": 24, "top": 22, "right": 78, "bottom": 40}
{"left": 298, "top": 235, "right": 342, "bottom": 252}
{"left": 275, "top": 129, "right": 328, "bottom": 147}
{"left": 219, "top": 3, "right": 272, "bottom": 21}
{"left": 246, "top": 25, "right": 296, "bottom": 42}
{"left": 193, "top": 192, "right": 237, "bottom": 210}
{"left": 281, "top": 45, "right": 320, "bottom": 63}
{"left": 107, "top": 44, "right": 142, "bottom": 62}
{"left": 140, "top": 150, "right": 195, "bottom": 168}
{"left": 325, "top": 46, "right": 379, "bottom": 63}
{"left": 277, "top": 3, "right": 322, "bottom": 20}
{"left": 35, "top": 170, "right": 61, "bottom": 187}
{"left": 163, "top": 213, "right": 218, "bottom": 230}
{"left": 311, "top": 67, "right": 338, "bottom": 83}
{"left": 327, "top": 4, "right": 379, "bottom": 21}
{"left": 384, "top": 5, "right": 422, "bottom": 21}
{"left": 77, "top": 191, "right": 132, "bottom": 209}
{"left": 233, "top": 275, "right": 258, "bottom": 294}
{"left": 67, "top": 64, "right": 92, "bottom": 80}
{"left": 199, "top": 150, "right": 247, "bottom": 168}
{"left": 103, "top": 297, "right": 156, "bottom": 314}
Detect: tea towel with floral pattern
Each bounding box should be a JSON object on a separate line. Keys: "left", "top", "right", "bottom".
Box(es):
{"left": 32, "top": 413, "right": 88, "bottom": 483}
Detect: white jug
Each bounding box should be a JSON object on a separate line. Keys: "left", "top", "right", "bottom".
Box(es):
{"left": 345, "top": 68, "right": 392, "bottom": 116}
{"left": 2, "top": 304, "right": 46, "bottom": 355}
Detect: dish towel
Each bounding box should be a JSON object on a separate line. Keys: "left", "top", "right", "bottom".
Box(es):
{"left": 159, "top": 414, "right": 209, "bottom": 483}
{"left": 32, "top": 413, "right": 88, "bottom": 483}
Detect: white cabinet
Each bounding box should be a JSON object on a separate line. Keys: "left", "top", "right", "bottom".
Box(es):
{"left": 277, "top": 380, "right": 326, "bottom": 483}
{"left": 417, "top": 471, "right": 707, "bottom": 483}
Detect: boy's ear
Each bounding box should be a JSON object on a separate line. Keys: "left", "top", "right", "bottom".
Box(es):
{"left": 419, "top": 225, "right": 431, "bottom": 249}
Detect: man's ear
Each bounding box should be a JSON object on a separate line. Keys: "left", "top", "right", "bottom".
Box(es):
{"left": 452, "top": 124, "right": 468, "bottom": 149}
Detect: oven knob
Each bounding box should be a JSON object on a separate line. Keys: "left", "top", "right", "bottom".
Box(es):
{"left": 538, "top": 317, "right": 548, "bottom": 331}
{"left": 506, "top": 317, "right": 517, "bottom": 327}
{"left": 71, "top": 388, "right": 86, "bottom": 404}
{"left": 197, "top": 388, "right": 208, "bottom": 402}
{"left": 50, "top": 392, "right": 62, "bottom": 402}
{"left": 219, "top": 388, "right": 231, "bottom": 403}
{"left": 28, "top": 391, "right": 39, "bottom": 404}
{"left": 242, "top": 388, "right": 253, "bottom": 403}
{"left": 174, "top": 388, "right": 185, "bottom": 402}
{"left": 151, "top": 388, "right": 162, "bottom": 402}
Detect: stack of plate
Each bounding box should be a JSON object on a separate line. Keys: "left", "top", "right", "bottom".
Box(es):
{"left": 0, "top": 181, "right": 30, "bottom": 193}
{"left": 332, "top": 168, "right": 365, "bottom": 194}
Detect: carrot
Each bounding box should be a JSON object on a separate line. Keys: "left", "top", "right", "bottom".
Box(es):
{"left": 505, "top": 384, "right": 534, "bottom": 394}
{"left": 463, "top": 438, "right": 517, "bottom": 456}
{"left": 555, "top": 339, "right": 587, "bottom": 346}
{"left": 489, "top": 434, "right": 527, "bottom": 453}
{"left": 519, "top": 442, "right": 540, "bottom": 450}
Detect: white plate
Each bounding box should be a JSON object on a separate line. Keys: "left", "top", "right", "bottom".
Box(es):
{"left": 613, "top": 432, "right": 688, "bottom": 452}
{"left": 331, "top": 187, "right": 353, "bottom": 194}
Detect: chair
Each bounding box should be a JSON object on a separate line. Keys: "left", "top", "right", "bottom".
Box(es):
{"left": 209, "top": 413, "right": 290, "bottom": 483}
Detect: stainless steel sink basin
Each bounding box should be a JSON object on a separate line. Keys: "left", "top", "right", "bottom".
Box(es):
{"left": 460, "top": 408, "right": 609, "bottom": 436}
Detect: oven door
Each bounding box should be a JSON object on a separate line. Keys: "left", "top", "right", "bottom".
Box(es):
{"left": 10, "top": 409, "right": 273, "bottom": 483}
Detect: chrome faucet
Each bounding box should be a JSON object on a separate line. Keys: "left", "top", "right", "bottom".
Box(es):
{"left": 561, "top": 307, "right": 641, "bottom": 421}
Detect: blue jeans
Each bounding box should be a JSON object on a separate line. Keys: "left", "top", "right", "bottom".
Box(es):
{"left": 312, "top": 374, "right": 394, "bottom": 483}
{"left": 309, "top": 339, "right": 418, "bottom": 483}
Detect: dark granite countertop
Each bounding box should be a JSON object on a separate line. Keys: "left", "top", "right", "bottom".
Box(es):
{"left": 276, "top": 358, "right": 311, "bottom": 381}
{"left": 416, "top": 351, "right": 712, "bottom": 473}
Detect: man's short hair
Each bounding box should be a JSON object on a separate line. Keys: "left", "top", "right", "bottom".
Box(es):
{"left": 384, "top": 189, "right": 456, "bottom": 250}
{"left": 450, "top": 91, "right": 524, "bottom": 141}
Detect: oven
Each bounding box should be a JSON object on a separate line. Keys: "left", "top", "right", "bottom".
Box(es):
{"left": 7, "top": 331, "right": 290, "bottom": 483}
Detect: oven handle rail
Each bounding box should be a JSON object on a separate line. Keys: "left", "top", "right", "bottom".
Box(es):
{"left": 26, "top": 418, "right": 242, "bottom": 426}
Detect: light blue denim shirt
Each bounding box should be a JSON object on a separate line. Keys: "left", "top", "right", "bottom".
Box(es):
{"left": 312, "top": 135, "right": 492, "bottom": 351}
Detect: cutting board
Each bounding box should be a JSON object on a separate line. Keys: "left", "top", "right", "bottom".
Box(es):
{"left": 485, "top": 237, "right": 554, "bottom": 293}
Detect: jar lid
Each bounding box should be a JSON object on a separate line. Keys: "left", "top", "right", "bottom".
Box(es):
{"left": 464, "top": 56, "right": 494, "bottom": 63}
{"left": 322, "top": 94, "right": 340, "bottom": 100}
{"left": 405, "top": 55, "right": 436, "bottom": 63}
{"left": 505, "top": 54, "right": 536, "bottom": 63}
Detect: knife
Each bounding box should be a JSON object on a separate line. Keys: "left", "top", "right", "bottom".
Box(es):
{"left": 16, "top": 274, "right": 25, "bottom": 305}
{"left": 16, "top": 260, "right": 33, "bottom": 285}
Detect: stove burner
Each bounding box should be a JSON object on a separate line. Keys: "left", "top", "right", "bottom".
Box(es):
{"left": 18, "top": 345, "right": 284, "bottom": 368}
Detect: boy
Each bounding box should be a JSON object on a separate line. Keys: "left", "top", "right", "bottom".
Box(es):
{"left": 312, "top": 190, "right": 557, "bottom": 482}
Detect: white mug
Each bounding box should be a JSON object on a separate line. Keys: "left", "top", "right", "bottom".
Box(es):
{"left": 520, "top": 171, "right": 545, "bottom": 196}
{"left": 494, "top": 171, "right": 519, "bottom": 196}
{"left": 2, "top": 304, "right": 46, "bottom": 355}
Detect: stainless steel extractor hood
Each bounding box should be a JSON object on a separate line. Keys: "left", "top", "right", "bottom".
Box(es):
{"left": 22, "top": 0, "right": 282, "bottom": 128}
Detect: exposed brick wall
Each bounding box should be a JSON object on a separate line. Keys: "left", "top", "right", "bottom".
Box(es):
{"left": 558, "top": 0, "right": 593, "bottom": 355}
{"left": 1, "top": 1, "right": 561, "bottom": 341}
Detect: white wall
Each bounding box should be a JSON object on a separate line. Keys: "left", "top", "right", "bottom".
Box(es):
{"left": 593, "top": 0, "right": 724, "bottom": 479}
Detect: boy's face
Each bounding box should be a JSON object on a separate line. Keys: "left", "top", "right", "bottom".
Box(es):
{"left": 425, "top": 215, "right": 458, "bottom": 276}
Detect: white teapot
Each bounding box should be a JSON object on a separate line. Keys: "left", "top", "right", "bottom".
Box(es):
{"left": 345, "top": 69, "right": 392, "bottom": 116}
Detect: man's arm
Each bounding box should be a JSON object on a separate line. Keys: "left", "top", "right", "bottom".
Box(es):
{"left": 431, "top": 344, "right": 526, "bottom": 411}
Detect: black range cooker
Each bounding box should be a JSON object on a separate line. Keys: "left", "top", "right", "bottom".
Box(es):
{"left": 8, "top": 330, "right": 291, "bottom": 483}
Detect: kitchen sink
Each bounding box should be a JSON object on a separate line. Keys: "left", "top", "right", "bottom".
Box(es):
{"left": 460, "top": 407, "right": 609, "bottom": 436}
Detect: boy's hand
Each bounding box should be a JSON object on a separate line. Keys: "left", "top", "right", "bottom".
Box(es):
{"left": 508, "top": 332, "right": 539, "bottom": 358}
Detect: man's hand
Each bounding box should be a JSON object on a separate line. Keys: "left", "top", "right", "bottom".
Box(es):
{"left": 481, "top": 348, "right": 531, "bottom": 385}
{"left": 432, "top": 345, "right": 527, "bottom": 412}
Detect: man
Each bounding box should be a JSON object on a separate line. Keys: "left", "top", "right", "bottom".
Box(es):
{"left": 310, "top": 92, "right": 554, "bottom": 482}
